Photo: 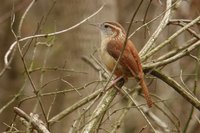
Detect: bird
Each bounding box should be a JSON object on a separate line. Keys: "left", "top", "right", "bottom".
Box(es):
{"left": 98, "top": 21, "right": 153, "bottom": 107}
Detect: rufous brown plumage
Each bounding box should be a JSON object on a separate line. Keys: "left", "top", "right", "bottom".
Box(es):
{"left": 99, "top": 22, "right": 153, "bottom": 107}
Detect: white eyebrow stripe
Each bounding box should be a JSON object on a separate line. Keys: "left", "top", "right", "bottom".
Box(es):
{"left": 104, "top": 22, "right": 126, "bottom": 35}
{"left": 105, "top": 23, "right": 126, "bottom": 40}
{"left": 105, "top": 23, "right": 123, "bottom": 34}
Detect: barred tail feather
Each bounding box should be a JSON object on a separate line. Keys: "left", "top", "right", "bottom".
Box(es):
{"left": 139, "top": 76, "right": 153, "bottom": 108}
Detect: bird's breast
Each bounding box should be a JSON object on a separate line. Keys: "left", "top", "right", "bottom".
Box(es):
{"left": 101, "top": 39, "right": 116, "bottom": 71}
{"left": 100, "top": 39, "right": 130, "bottom": 77}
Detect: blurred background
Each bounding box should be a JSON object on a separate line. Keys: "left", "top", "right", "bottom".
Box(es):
{"left": 0, "top": 0, "right": 200, "bottom": 132}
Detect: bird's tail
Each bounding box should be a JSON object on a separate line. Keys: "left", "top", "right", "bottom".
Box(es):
{"left": 138, "top": 75, "right": 153, "bottom": 108}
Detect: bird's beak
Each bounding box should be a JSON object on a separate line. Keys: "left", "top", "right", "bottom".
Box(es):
{"left": 88, "top": 22, "right": 100, "bottom": 29}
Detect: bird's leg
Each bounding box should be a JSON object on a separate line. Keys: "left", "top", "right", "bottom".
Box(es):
{"left": 115, "top": 76, "right": 126, "bottom": 88}
{"left": 112, "top": 75, "right": 125, "bottom": 87}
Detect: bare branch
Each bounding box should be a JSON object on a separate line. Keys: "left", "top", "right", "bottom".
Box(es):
{"left": 142, "top": 15, "right": 200, "bottom": 61}
{"left": 14, "top": 107, "right": 50, "bottom": 133}
{"left": 140, "top": 0, "right": 172, "bottom": 56}
{"left": 3, "top": 4, "right": 104, "bottom": 68}
{"left": 18, "top": 0, "right": 36, "bottom": 36}
{"left": 48, "top": 88, "right": 104, "bottom": 124}
{"left": 150, "top": 70, "right": 200, "bottom": 111}
{"left": 143, "top": 40, "right": 200, "bottom": 69}
{"left": 82, "top": 88, "right": 118, "bottom": 132}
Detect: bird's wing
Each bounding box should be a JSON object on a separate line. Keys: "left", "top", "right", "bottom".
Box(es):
{"left": 107, "top": 39, "right": 153, "bottom": 107}
{"left": 106, "top": 39, "right": 141, "bottom": 77}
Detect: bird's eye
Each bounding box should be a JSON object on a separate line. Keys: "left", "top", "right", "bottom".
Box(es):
{"left": 104, "top": 25, "right": 109, "bottom": 28}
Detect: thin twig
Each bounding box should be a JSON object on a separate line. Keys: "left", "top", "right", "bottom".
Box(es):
{"left": 48, "top": 88, "right": 104, "bottom": 124}
{"left": 10, "top": 11, "right": 49, "bottom": 125}
{"left": 143, "top": 40, "right": 200, "bottom": 69}
{"left": 18, "top": 0, "right": 36, "bottom": 36}
{"left": 128, "top": 0, "right": 178, "bottom": 40}
{"left": 150, "top": 70, "right": 200, "bottom": 111}
{"left": 153, "top": 37, "right": 197, "bottom": 62}
{"left": 183, "top": 48, "right": 200, "bottom": 133}
{"left": 0, "top": 81, "right": 26, "bottom": 114}
{"left": 3, "top": 4, "right": 104, "bottom": 68}
{"left": 120, "top": 87, "right": 156, "bottom": 132}
{"left": 82, "top": 88, "right": 118, "bottom": 132}
{"left": 140, "top": 0, "right": 172, "bottom": 56}
{"left": 142, "top": 15, "right": 200, "bottom": 61}
{"left": 110, "top": 100, "right": 132, "bottom": 133}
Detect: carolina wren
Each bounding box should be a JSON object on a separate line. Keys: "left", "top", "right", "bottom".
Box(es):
{"left": 98, "top": 22, "right": 153, "bottom": 107}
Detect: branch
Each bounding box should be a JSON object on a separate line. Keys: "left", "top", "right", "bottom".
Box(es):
{"left": 3, "top": 4, "right": 104, "bottom": 68}
{"left": 141, "top": 15, "right": 200, "bottom": 61}
{"left": 18, "top": 0, "right": 36, "bottom": 36}
{"left": 128, "top": 0, "right": 178, "bottom": 40}
{"left": 153, "top": 37, "right": 197, "bottom": 62}
{"left": 48, "top": 88, "right": 104, "bottom": 124}
{"left": 110, "top": 101, "right": 132, "bottom": 133}
{"left": 14, "top": 107, "right": 50, "bottom": 133}
{"left": 139, "top": 0, "right": 172, "bottom": 56}
{"left": 82, "top": 89, "right": 118, "bottom": 132}
{"left": 0, "top": 84, "right": 25, "bottom": 114}
{"left": 143, "top": 40, "right": 200, "bottom": 69}
{"left": 150, "top": 70, "right": 200, "bottom": 111}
